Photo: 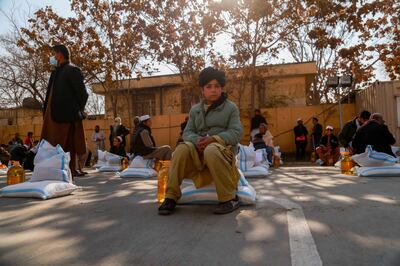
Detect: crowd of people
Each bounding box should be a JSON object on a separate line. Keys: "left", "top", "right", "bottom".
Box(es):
{"left": 246, "top": 107, "right": 397, "bottom": 168}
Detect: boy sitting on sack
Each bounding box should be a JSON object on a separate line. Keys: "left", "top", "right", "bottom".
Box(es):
{"left": 158, "top": 67, "right": 243, "bottom": 215}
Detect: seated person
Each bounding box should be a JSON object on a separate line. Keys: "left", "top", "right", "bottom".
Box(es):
{"left": 24, "top": 132, "right": 34, "bottom": 150}
{"left": 132, "top": 115, "right": 172, "bottom": 160}
{"left": 9, "top": 144, "right": 28, "bottom": 166}
{"left": 352, "top": 113, "right": 396, "bottom": 156}
{"left": 252, "top": 123, "right": 274, "bottom": 163}
{"left": 158, "top": 67, "right": 243, "bottom": 215}
{"left": 0, "top": 145, "right": 10, "bottom": 166}
{"left": 316, "top": 126, "right": 340, "bottom": 165}
{"left": 110, "top": 136, "right": 128, "bottom": 158}
{"left": 338, "top": 110, "right": 370, "bottom": 151}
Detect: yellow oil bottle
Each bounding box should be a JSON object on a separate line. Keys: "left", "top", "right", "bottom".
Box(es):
{"left": 120, "top": 157, "right": 129, "bottom": 170}
{"left": 157, "top": 160, "right": 170, "bottom": 204}
{"left": 341, "top": 152, "right": 354, "bottom": 175}
{"left": 7, "top": 160, "right": 25, "bottom": 185}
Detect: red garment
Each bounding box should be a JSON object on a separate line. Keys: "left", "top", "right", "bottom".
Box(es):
{"left": 24, "top": 137, "right": 33, "bottom": 150}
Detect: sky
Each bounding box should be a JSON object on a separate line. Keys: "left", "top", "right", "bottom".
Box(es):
{"left": 0, "top": 0, "right": 72, "bottom": 33}
{"left": 0, "top": 0, "right": 390, "bottom": 81}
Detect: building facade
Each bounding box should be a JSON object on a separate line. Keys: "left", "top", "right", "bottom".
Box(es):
{"left": 92, "top": 62, "right": 317, "bottom": 120}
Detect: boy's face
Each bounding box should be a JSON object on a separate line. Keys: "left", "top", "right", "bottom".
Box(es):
{"left": 202, "top": 79, "right": 222, "bottom": 104}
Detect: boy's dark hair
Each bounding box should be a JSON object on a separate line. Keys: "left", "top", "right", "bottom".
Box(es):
{"left": 199, "top": 67, "right": 226, "bottom": 87}
{"left": 359, "top": 110, "right": 371, "bottom": 120}
{"left": 28, "top": 132, "right": 33, "bottom": 136}
{"left": 52, "top": 44, "right": 70, "bottom": 60}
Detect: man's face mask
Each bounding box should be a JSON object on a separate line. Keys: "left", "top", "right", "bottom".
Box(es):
{"left": 49, "top": 56, "right": 57, "bottom": 66}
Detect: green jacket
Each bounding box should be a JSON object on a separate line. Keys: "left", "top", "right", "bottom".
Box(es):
{"left": 338, "top": 118, "right": 357, "bottom": 148}
{"left": 183, "top": 99, "right": 243, "bottom": 154}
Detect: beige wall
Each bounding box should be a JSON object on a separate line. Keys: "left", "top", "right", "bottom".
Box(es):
{"left": 1, "top": 104, "right": 355, "bottom": 154}
{"left": 0, "top": 108, "right": 42, "bottom": 126}
{"left": 356, "top": 80, "right": 400, "bottom": 145}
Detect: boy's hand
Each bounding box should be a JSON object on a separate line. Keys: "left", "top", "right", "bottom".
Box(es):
{"left": 196, "top": 136, "right": 215, "bottom": 152}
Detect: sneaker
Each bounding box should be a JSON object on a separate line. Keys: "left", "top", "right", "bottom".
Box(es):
{"left": 214, "top": 196, "right": 240, "bottom": 214}
{"left": 316, "top": 159, "right": 324, "bottom": 166}
{"left": 158, "top": 198, "right": 176, "bottom": 215}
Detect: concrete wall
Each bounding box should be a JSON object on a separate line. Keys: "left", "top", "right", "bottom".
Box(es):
{"left": 0, "top": 104, "right": 355, "bottom": 154}
{"left": 356, "top": 80, "right": 400, "bottom": 145}
{"left": 0, "top": 108, "right": 42, "bottom": 126}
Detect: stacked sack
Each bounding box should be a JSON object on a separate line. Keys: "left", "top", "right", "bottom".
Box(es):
{"left": 236, "top": 144, "right": 269, "bottom": 177}
{"left": 353, "top": 145, "right": 400, "bottom": 177}
{"left": 0, "top": 140, "right": 78, "bottom": 200}
{"left": 93, "top": 150, "right": 107, "bottom": 168}
{"left": 97, "top": 152, "right": 123, "bottom": 172}
{"left": 178, "top": 169, "right": 256, "bottom": 205}
{"left": 119, "top": 156, "right": 157, "bottom": 178}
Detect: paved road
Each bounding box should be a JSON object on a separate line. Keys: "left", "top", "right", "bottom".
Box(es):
{"left": 0, "top": 166, "right": 399, "bottom": 266}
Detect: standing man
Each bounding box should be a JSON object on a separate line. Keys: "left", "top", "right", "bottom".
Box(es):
{"left": 250, "top": 109, "right": 267, "bottom": 141}
{"left": 41, "top": 44, "right": 88, "bottom": 177}
{"left": 130, "top": 116, "right": 141, "bottom": 154}
{"left": 294, "top": 118, "right": 308, "bottom": 160}
{"left": 11, "top": 133, "right": 23, "bottom": 146}
{"left": 109, "top": 117, "right": 130, "bottom": 148}
{"left": 311, "top": 117, "right": 323, "bottom": 153}
{"left": 92, "top": 125, "right": 106, "bottom": 161}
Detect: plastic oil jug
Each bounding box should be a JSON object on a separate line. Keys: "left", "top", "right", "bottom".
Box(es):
{"left": 120, "top": 157, "right": 129, "bottom": 170}
{"left": 157, "top": 160, "right": 170, "bottom": 204}
{"left": 273, "top": 155, "right": 280, "bottom": 168}
{"left": 310, "top": 151, "right": 316, "bottom": 162}
{"left": 341, "top": 152, "right": 354, "bottom": 175}
{"left": 7, "top": 160, "right": 25, "bottom": 185}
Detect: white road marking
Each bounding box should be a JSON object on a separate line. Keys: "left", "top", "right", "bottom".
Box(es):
{"left": 258, "top": 195, "right": 323, "bottom": 266}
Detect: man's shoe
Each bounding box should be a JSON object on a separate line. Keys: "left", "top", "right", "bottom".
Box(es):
{"left": 158, "top": 198, "right": 176, "bottom": 215}
{"left": 72, "top": 170, "right": 85, "bottom": 177}
{"left": 214, "top": 196, "right": 240, "bottom": 214}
